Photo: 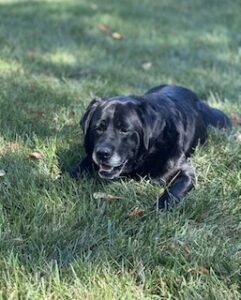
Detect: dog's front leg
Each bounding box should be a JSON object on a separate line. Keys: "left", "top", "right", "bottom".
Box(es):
{"left": 69, "top": 156, "right": 94, "bottom": 178}
{"left": 156, "top": 162, "right": 195, "bottom": 210}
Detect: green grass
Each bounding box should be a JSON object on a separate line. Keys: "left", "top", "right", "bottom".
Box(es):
{"left": 0, "top": 0, "right": 241, "bottom": 298}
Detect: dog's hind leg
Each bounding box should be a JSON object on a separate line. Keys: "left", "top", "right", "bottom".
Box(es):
{"left": 198, "top": 101, "right": 231, "bottom": 129}
{"left": 155, "top": 161, "right": 195, "bottom": 210}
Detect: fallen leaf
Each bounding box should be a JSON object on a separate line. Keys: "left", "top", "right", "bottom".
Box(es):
{"left": 197, "top": 266, "right": 209, "bottom": 274}
{"left": 187, "top": 266, "right": 209, "bottom": 274}
{"left": 176, "top": 240, "right": 191, "bottom": 254}
{"left": 230, "top": 112, "right": 241, "bottom": 125}
{"left": 29, "top": 110, "right": 45, "bottom": 117}
{"left": 128, "top": 207, "right": 145, "bottom": 217}
{"left": 28, "top": 151, "right": 43, "bottom": 160}
{"left": 111, "top": 32, "right": 123, "bottom": 40}
{"left": 0, "top": 169, "right": 6, "bottom": 177}
{"left": 142, "top": 62, "right": 152, "bottom": 71}
{"left": 97, "top": 23, "right": 109, "bottom": 32}
{"left": 93, "top": 192, "right": 122, "bottom": 201}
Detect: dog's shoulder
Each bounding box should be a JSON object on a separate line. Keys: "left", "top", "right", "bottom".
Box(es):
{"left": 145, "top": 84, "right": 200, "bottom": 104}
{"left": 144, "top": 84, "right": 168, "bottom": 95}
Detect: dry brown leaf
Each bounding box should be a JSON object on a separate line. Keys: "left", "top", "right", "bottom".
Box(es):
{"left": 187, "top": 266, "right": 209, "bottom": 274}
{"left": 197, "top": 266, "right": 209, "bottom": 274}
{"left": 128, "top": 207, "right": 145, "bottom": 217}
{"left": 0, "top": 169, "right": 6, "bottom": 177}
{"left": 142, "top": 62, "right": 152, "bottom": 71}
{"left": 111, "top": 32, "right": 123, "bottom": 40}
{"left": 93, "top": 192, "right": 122, "bottom": 201}
{"left": 97, "top": 23, "right": 109, "bottom": 32}
{"left": 29, "top": 111, "right": 45, "bottom": 117}
{"left": 176, "top": 240, "right": 191, "bottom": 254}
{"left": 230, "top": 112, "right": 241, "bottom": 125}
{"left": 28, "top": 151, "right": 43, "bottom": 160}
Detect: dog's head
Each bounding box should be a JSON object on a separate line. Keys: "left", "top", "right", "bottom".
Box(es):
{"left": 80, "top": 95, "right": 156, "bottom": 179}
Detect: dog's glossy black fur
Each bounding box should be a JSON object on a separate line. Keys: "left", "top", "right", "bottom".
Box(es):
{"left": 70, "top": 84, "right": 230, "bottom": 209}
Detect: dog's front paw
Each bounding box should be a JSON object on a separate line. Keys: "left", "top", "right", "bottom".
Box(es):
{"left": 154, "top": 192, "right": 180, "bottom": 210}
{"left": 69, "top": 167, "right": 80, "bottom": 178}
{"left": 69, "top": 157, "right": 94, "bottom": 179}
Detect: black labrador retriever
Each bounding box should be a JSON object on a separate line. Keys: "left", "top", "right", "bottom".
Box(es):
{"left": 70, "top": 84, "right": 230, "bottom": 209}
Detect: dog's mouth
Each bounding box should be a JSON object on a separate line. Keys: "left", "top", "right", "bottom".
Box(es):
{"left": 98, "top": 161, "right": 127, "bottom": 179}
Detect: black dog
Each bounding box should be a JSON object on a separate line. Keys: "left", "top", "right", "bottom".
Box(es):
{"left": 70, "top": 84, "right": 230, "bottom": 209}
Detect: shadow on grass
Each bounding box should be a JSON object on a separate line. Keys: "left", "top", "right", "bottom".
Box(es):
{"left": 1, "top": 0, "right": 241, "bottom": 95}
{"left": 0, "top": 76, "right": 76, "bottom": 137}
{"left": 0, "top": 72, "right": 86, "bottom": 173}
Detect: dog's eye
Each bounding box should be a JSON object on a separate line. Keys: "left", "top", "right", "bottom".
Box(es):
{"left": 119, "top": 128, "right": 129, "bottom": 134}
{"left": 96, "top": 121, "right": 107, "bottom": 132}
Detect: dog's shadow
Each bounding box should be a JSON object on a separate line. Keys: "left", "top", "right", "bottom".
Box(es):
{"left": 57, "top": 142, "right": 84, "bottom": 175}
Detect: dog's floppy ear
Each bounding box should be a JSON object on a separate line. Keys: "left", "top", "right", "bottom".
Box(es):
{"left": 142, "top": 114, "right": 153, "bottom": 150}
{"left": 136, "top": 101, "right": 156, "bottom": 150}
{"left": 143, "top": 125, "right": 151, "bottom": 150}
{"left": 80, "top": 97, "right": 103, "bottom": 135}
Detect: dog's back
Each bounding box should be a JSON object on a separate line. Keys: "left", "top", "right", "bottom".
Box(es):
{"left": 145, "top": 84, "right": 230, "bottom": 129}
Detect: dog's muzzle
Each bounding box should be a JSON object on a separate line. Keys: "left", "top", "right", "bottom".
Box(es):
{"left": 92, "top": 148, "right": 127, "bottom": 179}
{"left": 98, "top": 161, "right": 127, "bottom": 179}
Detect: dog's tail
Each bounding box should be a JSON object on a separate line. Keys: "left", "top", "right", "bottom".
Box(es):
{"left": 198, "top": 101, "right": 231, "bottom": 129}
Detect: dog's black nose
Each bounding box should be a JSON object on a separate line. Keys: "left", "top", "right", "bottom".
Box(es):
{"left": 96, "top": 146, "right": 112, "bottom": 160}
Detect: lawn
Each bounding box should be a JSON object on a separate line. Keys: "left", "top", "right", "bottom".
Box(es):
{"left": 0, "top": 0, "right": 241, "bottom": 299}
